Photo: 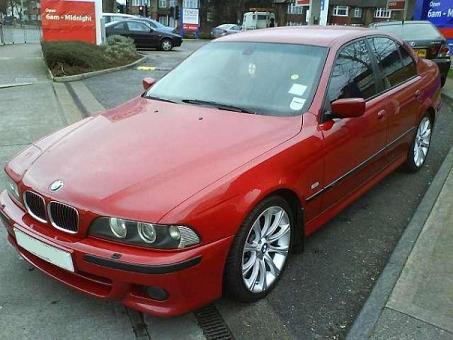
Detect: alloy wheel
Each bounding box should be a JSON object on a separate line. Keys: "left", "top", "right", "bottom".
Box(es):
{"left": 241, "top": 206, "right": 291, "bottom": 293}
{"left": 162, "top": 40, "right": 172, "bottom": 51}
{"left": 413, "top": 116, "right": 432, "bottom": 168}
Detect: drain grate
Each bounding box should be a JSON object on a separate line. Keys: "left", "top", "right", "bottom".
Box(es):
{"left": 194, "top": 304, "right": 234, "bottom": 340}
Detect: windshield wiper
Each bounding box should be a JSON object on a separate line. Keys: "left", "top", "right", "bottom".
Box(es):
{"left": 145, "top": 95, "right": 178, "bottom": 104}
{"left": 181, "top": 99, "right": 256, "bottom": 114}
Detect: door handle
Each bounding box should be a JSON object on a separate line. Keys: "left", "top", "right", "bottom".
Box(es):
{"left": 377, "top": 109, "right": 386, "bottom": 120}
{"left": 415, "top": 90, "right": 422, "bottom": 99}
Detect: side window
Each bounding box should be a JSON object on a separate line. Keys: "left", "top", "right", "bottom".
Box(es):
{"left": 127, "top": 22, "right": 150, "bottom": 32}
{"left": 368, "top": 37, "right": 415, "bottom": 89}
{"left": 327, "top": 39, "right": 377, "bottom": 107}
{"left": 112, "top": 22, "right": 127, "bottom": 32}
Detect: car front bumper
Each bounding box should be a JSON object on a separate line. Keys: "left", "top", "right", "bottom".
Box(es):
{"left": 0, "top": 190, "right": 233, "bottom": 317}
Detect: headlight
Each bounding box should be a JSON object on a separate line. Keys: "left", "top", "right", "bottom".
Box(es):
{"left": 89, "top": 217, "right": 200, "bottom": 249}
{"left": 6, "top": 176, "right": 20, "bottom": 201}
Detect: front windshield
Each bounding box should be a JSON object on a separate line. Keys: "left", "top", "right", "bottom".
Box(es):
{"left": 146, "top": 42, "right": 328, "bottom": 116}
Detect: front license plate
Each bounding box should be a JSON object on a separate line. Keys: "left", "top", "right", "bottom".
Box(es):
{"left": 416, "top": 49, "right": 427, "bottom": 58}
{"left": 14, "top": 228, "right": 74, "bottom": 272}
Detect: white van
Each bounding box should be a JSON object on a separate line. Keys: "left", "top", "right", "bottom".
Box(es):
{"left": 242, "top": 11, "right": 276, "bottom": 31}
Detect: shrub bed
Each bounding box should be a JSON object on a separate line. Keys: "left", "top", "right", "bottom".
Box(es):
{"left": 42, "top": 36, "right": 141, "bottom": 77}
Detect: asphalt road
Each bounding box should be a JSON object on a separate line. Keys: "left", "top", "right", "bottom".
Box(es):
{"left": 81, "top": 42, "right": 453, "bottom": 338}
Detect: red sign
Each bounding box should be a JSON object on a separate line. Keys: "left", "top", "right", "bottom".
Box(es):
{"left": 183, "top": 23, "right": 199, "bottom": 31}
{"left": 296, "top": 0, "right": 310, "bottom": 5}
{"left": 387, "top": 0, "right": 405, "bottom": 10}
{"left": 41, "top": 0, "right": 96, "bottom": 44}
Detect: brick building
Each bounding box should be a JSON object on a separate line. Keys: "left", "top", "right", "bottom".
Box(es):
{"left": 328, "top": 0, "right": 405, "bottom": 26}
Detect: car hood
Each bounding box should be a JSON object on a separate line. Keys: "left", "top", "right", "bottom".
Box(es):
{"left": 22, "top": 97, "right": 302, "bottom": 221}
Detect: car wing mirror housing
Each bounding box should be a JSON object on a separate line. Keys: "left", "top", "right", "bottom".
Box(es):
{"left": 143, "top": 77, "right": 156, "bottom": 91}
{"left": 331, "top": 98, "right": 366, "bottom": 118}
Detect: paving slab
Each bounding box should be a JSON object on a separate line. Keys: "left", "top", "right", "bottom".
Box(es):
{"left": 0, "top": 44, "right": 137, "bottom": 340}
{"left": 370, "top": 308, "right": 453, "bottom": 340}
{"left": 386, "top": 166, "right": 453, "bottom": 333}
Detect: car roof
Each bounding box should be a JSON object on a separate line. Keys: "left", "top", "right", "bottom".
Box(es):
{"left": 218, "top": 24, "right": 237, "bottom": 28}
{"left": 217, "top": 26, "right": 386, "bottom": 47}
{"left": 106, "top": 19, "right": 150, "bottom": 26}
{"left": 372, "top": 20, "right": 433, "bottom": 26}
{"left": 103, "top": 13, "right": 135, "bottom": 17}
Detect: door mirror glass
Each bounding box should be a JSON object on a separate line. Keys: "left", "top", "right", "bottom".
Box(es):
{"left": 331, "top": 98, "right": 366, "bottom": 118}
{"left": 143, "top": 77, "right": 156, "bottom": 90}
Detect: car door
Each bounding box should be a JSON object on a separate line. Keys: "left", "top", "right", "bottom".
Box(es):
{"left": 317, "top": 39, "right": 388, "bottom": 212}
{"left": 368, "top": 37, "right": 420, "bottom": 164}
{"left": 126, "top": 21, "right": 154, "bottom": 48}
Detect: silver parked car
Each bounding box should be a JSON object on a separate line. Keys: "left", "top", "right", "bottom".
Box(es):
{"left": 211, "top": 24, "right": 242, "bottom": 38}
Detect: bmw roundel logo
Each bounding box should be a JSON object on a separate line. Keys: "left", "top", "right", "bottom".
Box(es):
{"left": 49, "top": 180, "right": 64, "bottom": 192}
{"left": 410, "top": 41, "right": 416, "bottom": 47}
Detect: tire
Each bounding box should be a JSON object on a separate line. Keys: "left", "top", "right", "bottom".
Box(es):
{"left": 441, "top": 76, "right": 446, "bottom": 88}
{"left": 160, "top": 38, "right": 173, "bottom": 51}
{"left": 224, "top": 196, "right": 294, "bottom": 302}
{"left": 403, "top": 114, "right": 433, "bottom": 173}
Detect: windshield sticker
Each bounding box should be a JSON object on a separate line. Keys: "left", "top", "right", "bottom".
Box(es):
{"left": 291, "top": 74, "right": 300, "bottom": 80}
{"left": 290, "top": 97, "right": 306, "bottom": 111}
{"left": 289, "top": 83, "right": 307, "bottom": 97}
{"left": 248, "top": 63, "right": 257, "bottom": 76}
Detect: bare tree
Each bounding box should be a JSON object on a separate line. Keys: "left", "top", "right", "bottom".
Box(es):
{"left": 0, "top": 0, "right": 8, "bottom": 15}
{"left": 103, "top": 0, "right": 116, "bottom": 13}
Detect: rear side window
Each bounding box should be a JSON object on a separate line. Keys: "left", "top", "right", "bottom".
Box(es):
{"left": 368, "top": 37, "right": 416, "bottom": 88}
{"left": 127, "top": 22, "right": 150, "bottom": 32}
{"left": 327, "top": 39, "right": 378, "bottom": 104}
{"left": 399, "top": 46, "right": 417, "bottom": 78}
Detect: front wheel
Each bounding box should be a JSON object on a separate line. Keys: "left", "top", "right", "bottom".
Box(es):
{"left": 224, "top": 196, "right": 293, "bottom": 302}
{"left": 403, "top": 114, "right": 433, "bottom": 172}
{"left": 160, "top": 38, "right": 173, "bottom": 51}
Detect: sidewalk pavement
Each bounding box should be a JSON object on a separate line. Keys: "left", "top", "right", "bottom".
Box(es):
{"left": 0, "top": 44, "right": 136, "bottom": 340}
{"left": 348, "top": 82, "right": 453, "bottom": 339}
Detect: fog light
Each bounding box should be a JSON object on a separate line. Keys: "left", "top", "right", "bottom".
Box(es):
{"left": 145, "top": 286, "right": 169, "bottom": 301}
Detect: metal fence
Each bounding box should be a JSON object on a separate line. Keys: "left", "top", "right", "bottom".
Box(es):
{"left": 0, "top": 23, "right": 42, "bottom": 45}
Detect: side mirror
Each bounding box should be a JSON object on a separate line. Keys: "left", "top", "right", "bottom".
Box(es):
{"left": 331, "top": 98, "right": 366, "bottom": 118}
{"left": 143, "top": 77, "right": 156, "bottom": 91}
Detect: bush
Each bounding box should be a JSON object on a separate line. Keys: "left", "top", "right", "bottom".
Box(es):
{"left": 41, "top": 37, "right": 140, "bottom": 77}
{"left": 105, "top": 35, "right": 138, "bottom": 61}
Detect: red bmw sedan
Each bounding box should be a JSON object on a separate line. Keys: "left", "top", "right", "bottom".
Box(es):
{"left": 0, "top": 27, "right": 442, "bottom": 317}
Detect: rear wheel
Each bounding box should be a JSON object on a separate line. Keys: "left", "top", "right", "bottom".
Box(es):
{"left": 403, "top": 114, "right": 433, "bottom": 172}
{"left": 160, "top": 38, "right": 173, "bottom": 51}
{"left": 224, "top": 196, "right": 293, "bottom": 302}
{"left": 441, "top": 76, "right": 446, "bottom": 88}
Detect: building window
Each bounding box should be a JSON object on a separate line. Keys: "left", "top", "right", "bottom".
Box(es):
{"left": 132, "top": 0, "right": 146, "bottom": 6}
{"left": 353, "top": 7, "right": 363, "bottom": 18}
{"left": 159, "top": 0, "right": 168, "bottom": 8}
{"left": 374, "top": 8, "right": 391, "bottom": 18}
{"left": 159, "top": 15, "right": 168, "bottom": 25}
{"left": 333, "top": 6, "right": 348, "bottom": 17}
{"left": 288, "top": 4, "right": 304, "bottom": 15}
{"left": 183, "top": 0, "right": 199, "bottom": 8}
